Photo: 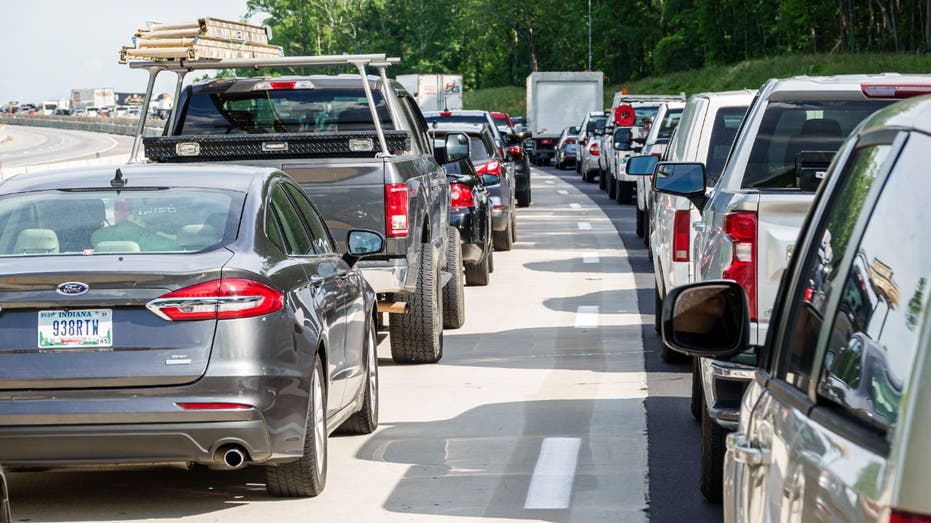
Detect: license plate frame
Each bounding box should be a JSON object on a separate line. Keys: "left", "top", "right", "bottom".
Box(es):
{"left": 37, "top": 309, "right": 113, "bottom": 349}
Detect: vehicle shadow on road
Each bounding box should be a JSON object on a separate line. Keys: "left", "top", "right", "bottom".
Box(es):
{"left": 6, "top": 466, "right": 273, "bottom": 522}
{"left": 542, "top": 288, "right": 653, "bottom": 314}
{"left": 355, "top": 399, "right": 647, "bottom": 522}
{"left": 524, "top": 256, "right": 652, "bottom": 274}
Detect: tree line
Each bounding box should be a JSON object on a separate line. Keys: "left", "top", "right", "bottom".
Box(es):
{"left": 245, "top": 0, "right": 931, "bottom": 90}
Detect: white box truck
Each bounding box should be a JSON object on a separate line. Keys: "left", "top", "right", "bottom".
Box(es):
{"left": 396, "top": 74, "right": 463, "bottom": 111}
{"left": 526, "top": 71, "right": 603, "bottom": 165}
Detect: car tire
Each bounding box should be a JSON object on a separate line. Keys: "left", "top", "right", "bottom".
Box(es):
{"left": 266, "top": 354, "right": 327, "bottom": 497}
{"left": 338, "top": 318, "right": 379, "bottom": 434}
{"left": 598, "top": 170, "right": 607, "bottom": 191}
{"left": 517, "top": 189, "right": 531, "bottom": 208}
{"left": 700, "top": 406, "right": 727, "bottom": 503}
{"left": 389, "top": 242, "right": 443, "bottom": 363}
{"left": 575, "top": 160, "right": 581, "bottom": 174}
{"left": 493, "top": 220, "right": 513, "bottom": 252}
{"left": 618, "top": 182, "right": 633, "bottom": 204}
{"left": 555, "top": 158, "right": 563, "bottom": 170}
{"left": 442, "top": 228, "right": 466, "bottom": 329}
{"left": 488, "top": 248, "right": 495, "bottom": 273}
{"left": 635, "top": 208, "right": 645, "bottom": 238}
{"left": 645, "top": 213, "right": 653, "bottom": 258}
{"left": 510, "top": 213, "right": 517, "bottom": 243}
{"left": 465, "top": 251, "right": 491, "bottom": 286}
{"left": 691, "top": 358, "right": 703, "bottom": 422}
{"left": 608, "top": 176, "right": 617, "bottom": 200}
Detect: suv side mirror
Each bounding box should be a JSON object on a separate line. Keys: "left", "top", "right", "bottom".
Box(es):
{"left": 342, "top": 229, "right": 385, "bottom": 267}
{"left": 625, "top": 155, "right": 659, "bottom": 176}
{"left": 653, "top": 162, "right": 708, "bottom": 211}
{"left": 661, "top": 281, "right": 750, "bottom": 358}
{"left": 439, "top": 132, "right": 470, "bottom": 164}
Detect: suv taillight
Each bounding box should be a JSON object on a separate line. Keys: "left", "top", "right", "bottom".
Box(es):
{"left": 723, "top": 212, "right": 757, "bottom": 321}
{"left": 673, "top": 210, "right": 690, "bottom": 262}
{"left": 566, "top": 138, "right": 576, "bottom": 144}
{"left": 590, "top": 142, "right": 600, "bottom": 156}
{"left": 385, "top": 183, "right": 409, "bottom": 238}
{"left": 450, "top": 183, "right": 474, "bottom": 208}
{"left": 475, "top": 160, "right": 501, "bottom": 177}
{"left": 147, "top": 279, "right": 284, "bottom": 321}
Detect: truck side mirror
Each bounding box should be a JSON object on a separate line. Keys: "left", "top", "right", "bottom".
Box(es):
{"left": 661, "top": 281, "right": 750, "bottom": 359}
{"left": 625, "top": 155, "right": 658, "bottom": 176}
{"left": 438, "top": 132, "right": 470, "bottom": 164}
{"left": 653, "top": 162, "right": 708, "bottom": 211}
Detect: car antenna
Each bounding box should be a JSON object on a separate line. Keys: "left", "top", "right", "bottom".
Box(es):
{"left": 110, "top": 168, "right": 128, "bottom": 188}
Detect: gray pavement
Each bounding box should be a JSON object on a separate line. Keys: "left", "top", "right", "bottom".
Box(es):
{"left": 0, "top": 125, "right": 132, "bottom": 170}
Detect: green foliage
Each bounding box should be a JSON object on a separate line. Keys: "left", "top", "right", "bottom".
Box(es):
{"left": 653, "top": 33, "right": 703, "bottom": 74}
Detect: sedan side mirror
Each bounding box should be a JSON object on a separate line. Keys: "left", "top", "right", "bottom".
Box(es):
{"left": 343, "top": 229, "right": 385, "bottom": 267}
{"left": 438, "top": 132, "right": 470, "bottom": 164}
{"left": 653, "top": 162, "right": 708, "bottom": 211}
{"left": 661, "top": 281, "right": 750, "bottom": 358}
{"left": 626, "top": 155, "right": 658, "bottom": 176}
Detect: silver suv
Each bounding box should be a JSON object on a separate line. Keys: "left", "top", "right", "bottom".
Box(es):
{"left": 660, "top": 93, "right": 931, "bottom": 523}
{"left": 654, "top": 73, "right": 931, "bottom": 501}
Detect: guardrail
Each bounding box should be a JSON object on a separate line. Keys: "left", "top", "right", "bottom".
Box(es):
{"left": 0, "top": 114, "right": 165, "bottom": 137}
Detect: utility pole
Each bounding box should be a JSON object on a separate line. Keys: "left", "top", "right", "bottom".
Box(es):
{"left": 588, "top": 0, "right": 592, "bottom": 70}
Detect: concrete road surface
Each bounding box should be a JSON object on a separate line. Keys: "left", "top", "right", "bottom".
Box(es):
{"left": 0, "top": 126, "right": 132, "bottom": 169}
{"left": 5, "top": 167, "right": 720, "bottom": 522}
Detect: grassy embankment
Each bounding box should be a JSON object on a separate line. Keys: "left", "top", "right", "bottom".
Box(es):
{"left": 464, "top": 53, "right": 931, "bottom": 116}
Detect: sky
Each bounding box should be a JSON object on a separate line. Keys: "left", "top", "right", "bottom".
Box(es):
{"left": 0, "top": 0, "right": 263, "bottom": 104}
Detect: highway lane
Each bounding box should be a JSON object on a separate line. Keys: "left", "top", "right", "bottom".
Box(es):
{"left": 4, "top": 165, "right": 723, "bottom": 522}
{"left": 0, "top": 125, "right": 132, "bottom": 169}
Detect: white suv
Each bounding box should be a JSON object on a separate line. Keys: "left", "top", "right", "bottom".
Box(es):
{"left": 634, "top": 101, "right": 685, "bottom": 238}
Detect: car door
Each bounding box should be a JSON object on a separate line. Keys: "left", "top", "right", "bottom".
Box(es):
{"left": 269, "top": 183, "right": 347, "bottom": 417}
{"left": 284, "top": 183, "right": 366, "bottom": 408}
{"left": 726, "top": 131, "right": 905, "bottom": 522}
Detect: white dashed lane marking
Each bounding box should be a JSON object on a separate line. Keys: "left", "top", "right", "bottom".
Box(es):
{"left": 577, "top": 222, "right": 592, "bottom": 230}
{"left": 569, "top": 203, "right": 581, "bottom": 209}
{"left": 524, "top": 437, "right": 583, "bottom": 510}
{"left": 582, "top": 252, "right": 599, "bottom": 263}
{"left": 574, "top": 305, "right": 599, "bottom": 328}
{"left": 557, "top": 189, "right": 569, "bottom": 195}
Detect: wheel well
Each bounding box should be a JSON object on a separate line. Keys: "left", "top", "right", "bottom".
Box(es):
{"left": 421, "top": 218, "right": 430, "bottom": 243}
{"left": 316, "top": 341, "right": 328, "bottom": 390}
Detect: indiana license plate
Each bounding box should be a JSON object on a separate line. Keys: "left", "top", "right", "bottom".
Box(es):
{"left": 38, "top": 309, "right": 113, "bottom": 349}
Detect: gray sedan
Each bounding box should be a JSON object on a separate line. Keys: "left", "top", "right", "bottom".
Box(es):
{"left": 0, "top": 164, "right": 383, "bottom": 498}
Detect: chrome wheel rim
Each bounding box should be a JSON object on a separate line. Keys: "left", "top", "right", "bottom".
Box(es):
{"left": 312, "top": 367, "right": 325, "bottom": 476}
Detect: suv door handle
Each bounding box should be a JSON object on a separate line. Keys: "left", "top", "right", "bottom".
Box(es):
{"left": 727, "top": 432, "right": 771, "bottom": 466}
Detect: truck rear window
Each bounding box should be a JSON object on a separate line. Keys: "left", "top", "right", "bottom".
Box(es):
{"left": 742, "top": 100, "right": 892, "bottom": 190}
{"left": 175, "top": 88, "right": 394, "bottom": 135}
{"left": 655, "top": 108, "right": 682, "bottom": 141}
{"left": 705, "top": 106, "right": 748, "bottom": 186}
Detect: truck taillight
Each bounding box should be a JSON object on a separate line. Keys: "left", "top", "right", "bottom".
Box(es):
{"left": 860, "top": 83, "right": 931, "bottom": 99}
{"left": 723, "top": 212, "right": 757, "bottom": 321}
{"left": 673, "top": 210, "right": 690, "bottom": 262}
{"left": 252, "top": 80, "right": 314, "bottom": 90}
{"left": 146, "top": 279, "right": 283, "bottom": 321}
{"left": 889, "top": 509, "right": 931, "bottom": 523}
{"left": 566, "top": 138, "right": 577, "bottom": 144}
{"left": 450, "top": 183, "right": 474, "bottom": 208}
{"left": 385, "top": 183, "right": 409, "bottom": 238}
{"left": 590, "top": 142, "right": 600, "bottom": 156}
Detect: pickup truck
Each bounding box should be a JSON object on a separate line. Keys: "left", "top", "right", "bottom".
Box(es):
{"left": 134, "top": 54, "right": 466, "bottom": 364}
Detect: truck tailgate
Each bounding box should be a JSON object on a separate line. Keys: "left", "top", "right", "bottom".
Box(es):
{"left": 756, "top": 193, "right": 816, "bottom": 321}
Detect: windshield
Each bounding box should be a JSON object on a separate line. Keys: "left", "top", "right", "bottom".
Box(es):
{"left": 0, "top": 188, "right": 245, "bottom": 256}
{"left": 742, "top": 99, "right": 892, "bottom": 190}
{"left": 426, "top": 114, "right": 488, "bottom": 126}
{"left": 176, "top": 88, "right": 393, "bottom": 135}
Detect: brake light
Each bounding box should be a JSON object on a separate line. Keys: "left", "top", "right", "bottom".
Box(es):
{"left": 498, "top": 146, "right": 506, "bottom": 158}
{"left": 889, "top": 509, "right": 931, "bottom": 523}
{"left": 566, "top": 138, "right": 577, "bottom": 144}
{"left": 450, "top": 183, "right": 474, "bottom": 208}
{"left": 475, "top": 160, "right": 501, "bottom": 176}
{"left": 673, "top": 210, "right": 690, "bottom": 262}
{"left": 147, "top": 279, "right": 284, "bottom": 321}
{"left": 541, "top": 139, "right": 553, "bottom": 145}
{"left": 176, "top": 402, "right": 252, "bottom": 410}
{"left": 860, "top": 83, "right": 931, "bottom": 99}
{"left": 385, "top": 183, "right": 409, "bottom": 238}
{"left": 723, "top": 212, "right": 758, "bottom": 321}
{"left": 590, "top": 142, "right": 600, "bottom": 156}
{"left": 439, "top": 111, "right": 453, "bottom": 116}
{"left": 580, "top": 137, "right": 589, "bottom": 145}
{"left": 253, "top": 80, "right": 314, "bottom": 90}
{"left": 508, "top": 145, "right": 522, "bottom": 155}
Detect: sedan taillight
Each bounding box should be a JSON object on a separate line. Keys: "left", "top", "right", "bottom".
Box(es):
{"left": 147, "top": 279, "right": 283, "bottom": 321}
{"left": 450, "top": 183, "right": 474, "bottom": 208}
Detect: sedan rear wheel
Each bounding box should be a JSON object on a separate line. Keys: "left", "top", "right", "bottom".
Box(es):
{"left": 493, "top": 219, "right": 513, "bottom": 252}
{"left": 465, "top": 249, "right": 491, "bottom": 286}
{"left": 442, "top": 227, "right": 466, "bottom": 329}
{"left": 266, "top": 354, "right": 327, "bottom": 497}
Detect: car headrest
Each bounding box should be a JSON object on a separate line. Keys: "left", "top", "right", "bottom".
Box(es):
{"left": 178, "top": 224, "right": 221, "bottom": 251}
{"left": 13, "top": 229, "right": 60, "bottom": 255}
{"left": 94, "top": 241, "right": 141, "bottom": 253}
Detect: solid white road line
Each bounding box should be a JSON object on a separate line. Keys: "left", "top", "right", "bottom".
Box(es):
{"left": 545, "top": 180, "right": 555, "bottom": 184}
{"left": 569, "top": 203, "right": 581, "bottom": 209}
{"left": 582, "top": 252, "right": 599, "bottom": 263}
{"left": 577, "top": 222, "right": 592, "bottom": 230}
{"left": 574, "top": 305, "right": 599, "bottom": 328}
{"left": 524, "top": 437, "right": 583, "bottom": 510}
{"left": 557, "top": 189, "right": 569, "bottom": 195}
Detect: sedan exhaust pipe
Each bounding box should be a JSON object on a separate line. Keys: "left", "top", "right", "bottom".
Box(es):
{"left": 210, "top": 445, "right": 248, "bottom": 471}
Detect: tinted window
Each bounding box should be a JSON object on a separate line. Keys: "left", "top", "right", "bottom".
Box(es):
{"left": 655, "top": 108, "right": 683, "bottom": 141}
{"left": 177, "top": 88, "right": 394, "bottom": 135}
{"left": 779, "top": 144, "right": 891, "bottom": 390}
{"left": 469, "top": 136, "right": 493, "bottom": 162}
{"left": 283, "top": 184, "right": 335, "bottom": 255}
{"left": 742, "top": 100, "right": 892, "bottom": 190}
{"left": 0, "top": 189, "right": 243, "bottom": 255}
{"left": 634, "top": 106, "right": 659, "bottom": 127}
{"left": 817, "top": 134, "right": 928, "bottom": 432}
{"left": 705, "top": 106, "right": 749, "bottom": 186}
{"left": 425, "top": 114, "right": 487, "bottom": 126}
{"left": 269, "top": 185, "right": 313, "bottom": 256}
{"left": 399, "top": 96, "right": 428, "bottom": 154}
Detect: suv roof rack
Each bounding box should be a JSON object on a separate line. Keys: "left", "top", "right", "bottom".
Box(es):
{"left": 123, "top": 53, "right": 401, "bottom": 163}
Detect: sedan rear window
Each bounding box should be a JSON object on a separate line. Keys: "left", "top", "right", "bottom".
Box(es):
{"left": 175, "top": 88, "right": 394, "bottom": 135}
{"left": 0, "top": 188, "right": 244, "bottom": 256}
{"left": 742, "top": 100, "right": 892, "bottom": 190}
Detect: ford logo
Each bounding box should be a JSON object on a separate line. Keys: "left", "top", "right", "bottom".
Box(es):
{"left": 57, "top": 282, "right": 89, "bottom": 296}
